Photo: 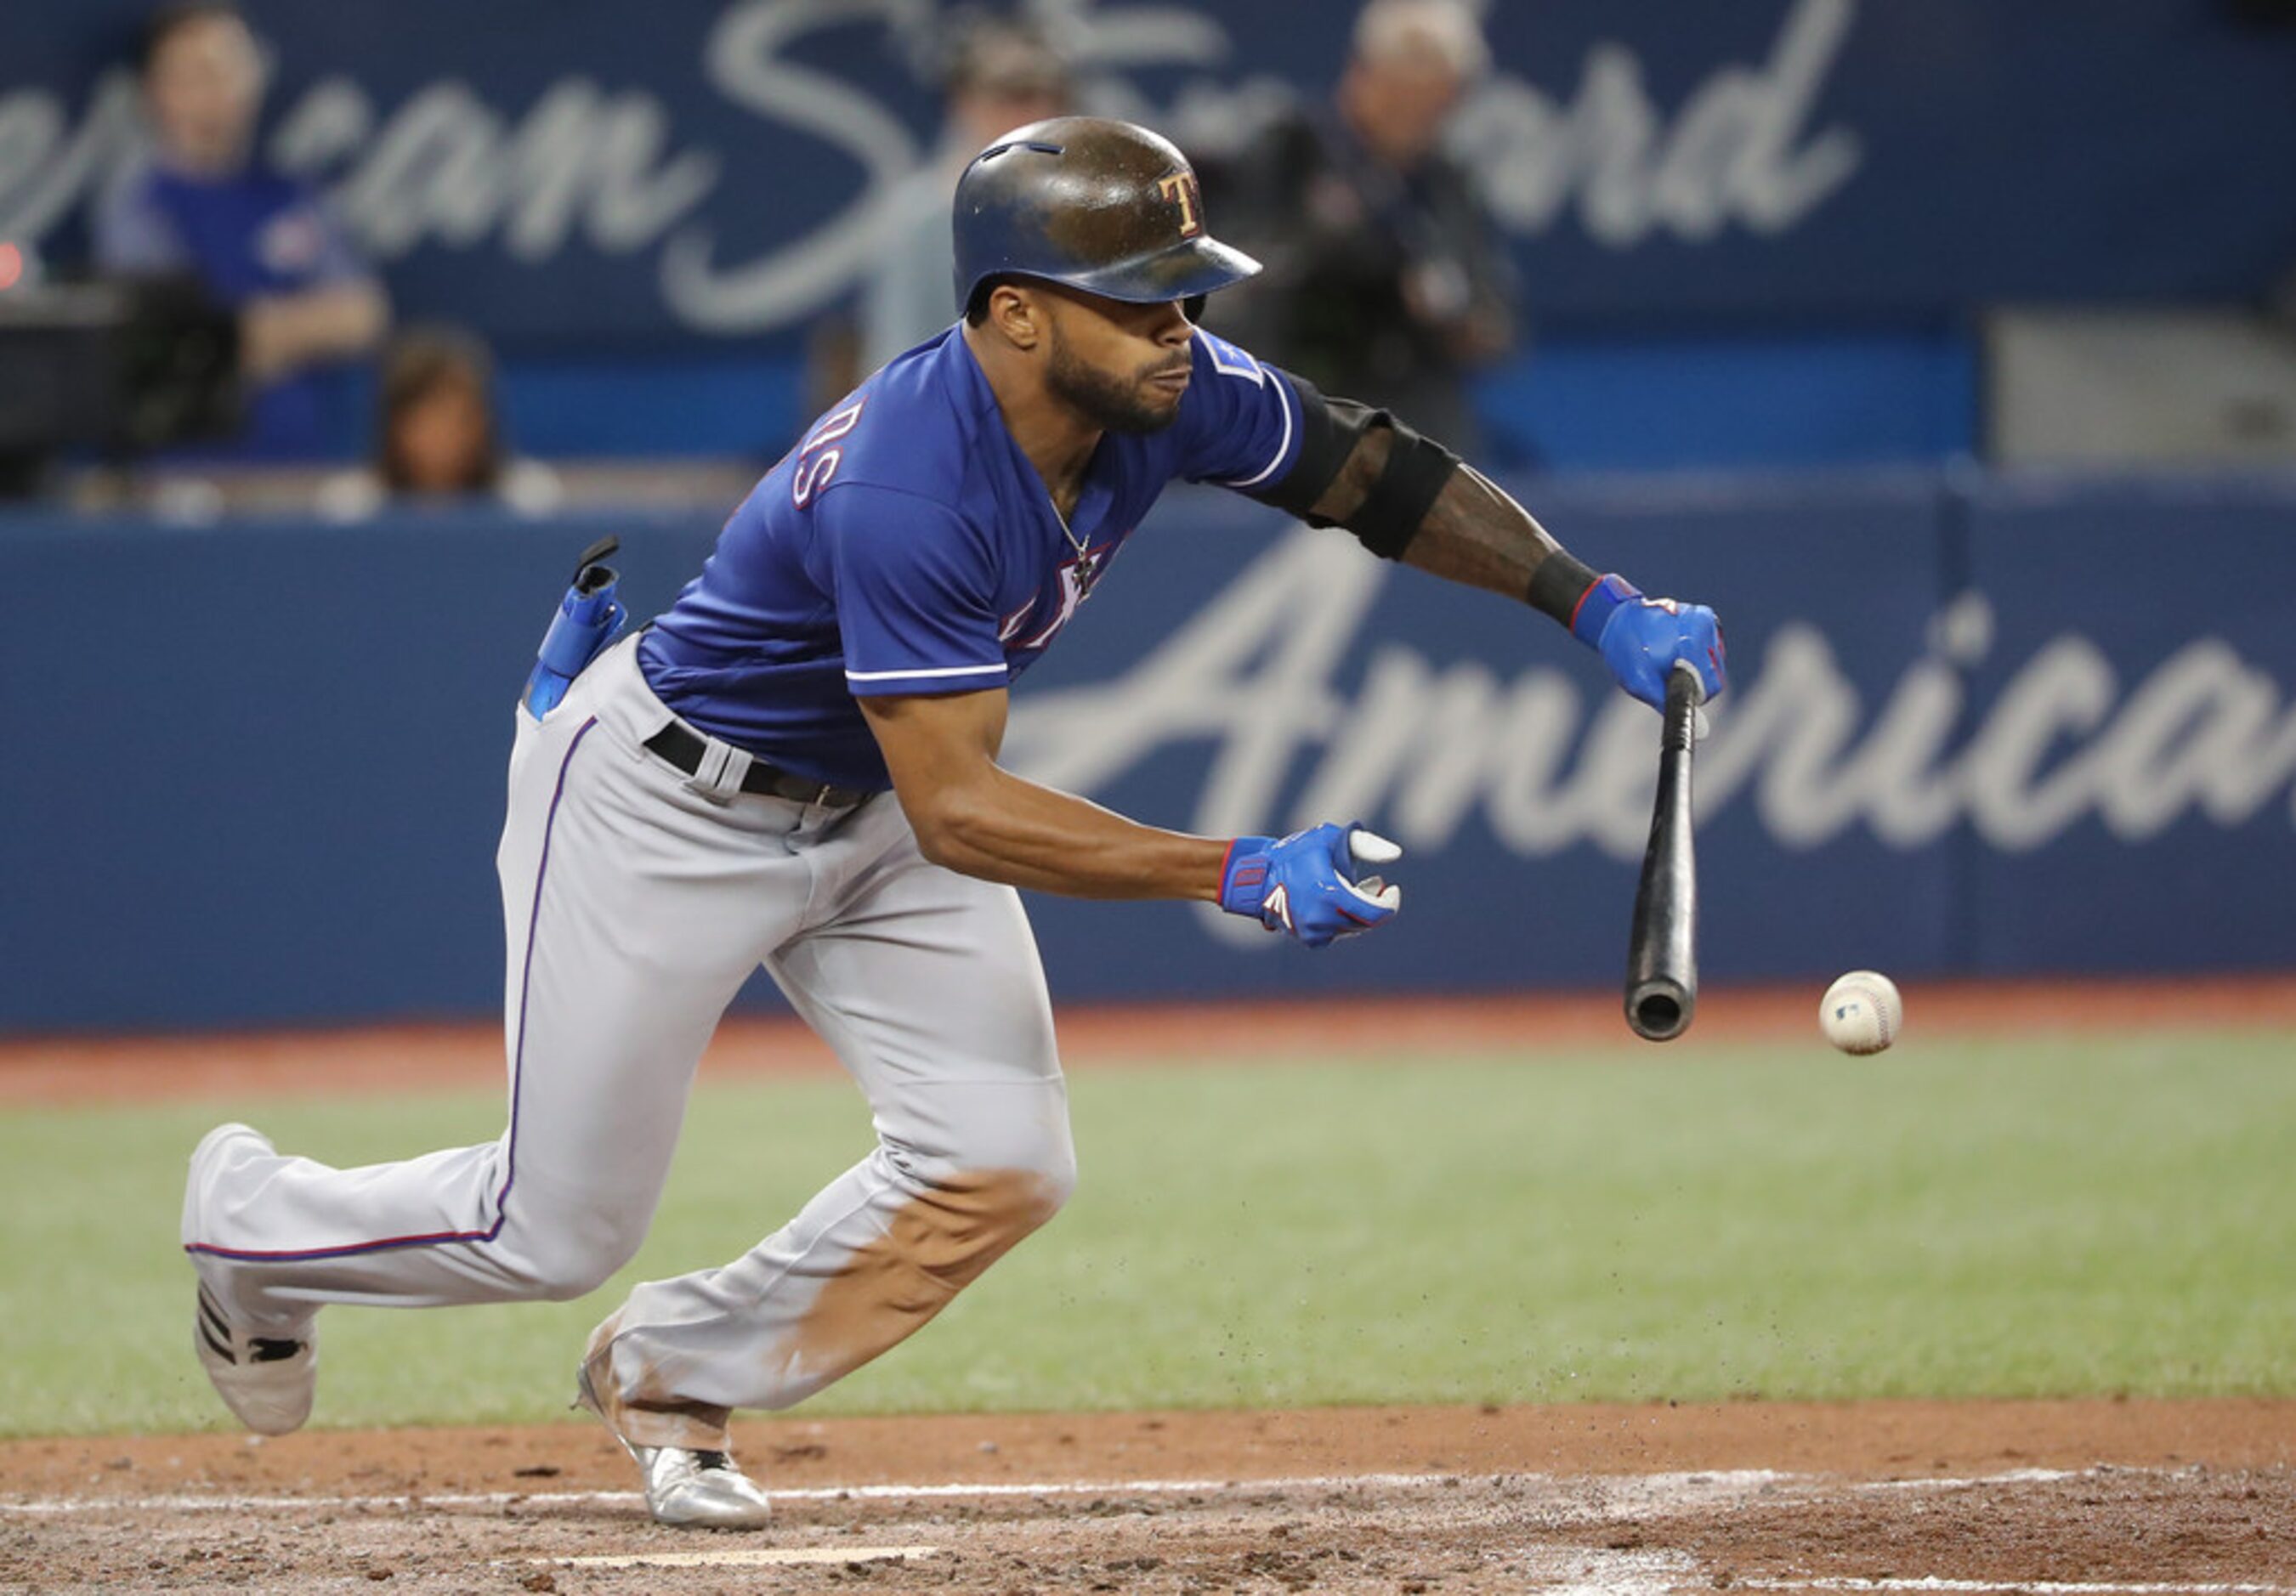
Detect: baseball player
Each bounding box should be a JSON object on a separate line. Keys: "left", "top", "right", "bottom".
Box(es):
{"left": 180, "top": 119, "right": 1726, "bottom": 1530}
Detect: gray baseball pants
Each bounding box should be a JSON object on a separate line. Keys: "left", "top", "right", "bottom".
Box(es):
{"left": 182, "top": 637, "right": 1075, "bottom": 1447}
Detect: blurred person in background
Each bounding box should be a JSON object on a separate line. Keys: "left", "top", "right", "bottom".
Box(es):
{"left": 810, "top": 13, "right": 1074, "bottom": 405}
{"left": 1196, "top": 0, "right": 1516, "bottom": 456}
{"left": 318, "top": 325, "right": 560, "bottom": 519}
{"left": 94, "top": 1, "right": 388, "bottom": 459}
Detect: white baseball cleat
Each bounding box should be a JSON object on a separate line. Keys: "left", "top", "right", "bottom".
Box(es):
{"left": 192, "top": 1282, "right": 317, "bottom": 1435}
{"left": 624, "top": 1441, "right": 777, "bottom": 1530}
{"left": 575, "top": 1361, "right": 773, "bottom": 1530}
{"left": 184, "top": 1123, "right": 319, "bottom": 1436}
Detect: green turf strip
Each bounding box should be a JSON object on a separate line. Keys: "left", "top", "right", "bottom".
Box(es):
{"left": 5, "top": 1032, "right": 2293, "bottom": 1437}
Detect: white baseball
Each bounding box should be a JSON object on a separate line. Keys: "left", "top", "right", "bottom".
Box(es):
{"left": 1820, "top": 971, "right": 1902, "bottom": 1055}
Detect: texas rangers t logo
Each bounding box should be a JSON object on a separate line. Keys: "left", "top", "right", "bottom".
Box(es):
{"left": 1002, "top": 546, "right": 1114, "bottom": 653}
{"left": 1157, "top": 173, "right": 1203, "bottom": 237}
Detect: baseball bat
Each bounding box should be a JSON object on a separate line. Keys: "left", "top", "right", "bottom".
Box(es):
{"left": 1624, "top": 663, "right": 1705, "bottom": 1042}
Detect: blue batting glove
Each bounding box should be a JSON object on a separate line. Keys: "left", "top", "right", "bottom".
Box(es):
{"left": 1219, "top": 823, "right": 1403, "bottom": 949}
{"left": 1571, "top": 574, "right": 1726, "bottom": 710}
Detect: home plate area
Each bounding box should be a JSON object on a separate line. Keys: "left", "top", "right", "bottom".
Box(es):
{"left": 4, "top": 1403, "right": 2292, "bottom": 1593}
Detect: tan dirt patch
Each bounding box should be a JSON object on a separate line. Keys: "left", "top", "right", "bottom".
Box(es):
{"left": 4, "top": 1402, "right": 2293, "bottom": 1593}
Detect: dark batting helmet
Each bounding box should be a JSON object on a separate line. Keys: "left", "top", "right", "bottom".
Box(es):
{"left": 951, "top": 116, "right": 1259, "bottom": 319}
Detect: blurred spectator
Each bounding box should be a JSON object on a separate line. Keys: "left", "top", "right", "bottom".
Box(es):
{"left": 317, "top": 326, "right": 560, "bottom": 519}
{"left": 94, "top": 2, "right": 388, "bottom": 458}
{"left": 812, "top": 13, "right": 1074, "bottom": 405}
{"left": 1196, "top": 0, "right": 1516, "bottom": 456}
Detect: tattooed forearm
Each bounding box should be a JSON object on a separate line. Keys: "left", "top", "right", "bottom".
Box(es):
{"left": 1400, "top": 463, "right": 1566, "bottom": 598}
{"left": 1302, "top": 427, "right": 1589, "bottom": 613}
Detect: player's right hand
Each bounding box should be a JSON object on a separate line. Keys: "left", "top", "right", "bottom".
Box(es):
{"left": 1218, "top": 823, "right": 1403, "bottom": 949}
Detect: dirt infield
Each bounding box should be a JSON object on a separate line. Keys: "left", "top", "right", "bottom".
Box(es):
{"left": 6, "top": 1401, "right": 2292, "bottom": 1593}
{"left": 11, "top": 988, "right": 2294, "bottom": 1589}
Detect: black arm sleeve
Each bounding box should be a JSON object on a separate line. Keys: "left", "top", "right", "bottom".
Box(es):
{"left": 1244, "top": 370, "right": 1462, "bottom": 561}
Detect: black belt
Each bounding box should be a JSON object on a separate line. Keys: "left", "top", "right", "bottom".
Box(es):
{"left": 643, "top": 722, "right": 872, "bottom": 808}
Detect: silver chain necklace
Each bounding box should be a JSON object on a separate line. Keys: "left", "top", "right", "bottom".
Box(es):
{"left": 1049, "top": 494, "right": 1103, "bottom": 594}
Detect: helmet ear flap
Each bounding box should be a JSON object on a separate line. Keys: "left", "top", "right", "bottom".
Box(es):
{"left": 1182, "top": 294, "right": 1207, "bottom": 323}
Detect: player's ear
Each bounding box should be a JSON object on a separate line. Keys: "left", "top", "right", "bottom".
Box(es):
{"left": 991, "top": 282, "right": 1052, "bottom": 352}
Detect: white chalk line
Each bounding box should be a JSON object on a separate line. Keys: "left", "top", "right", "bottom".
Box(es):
{"left": 0, "top": 1469, "right": 1473, "bottom": 1516}
{"left": 538, "top": 1546, "right": 937, "bottom": 1570}
{"left": 1861, "top": 1467, "right": 2081, "bottom": 1491}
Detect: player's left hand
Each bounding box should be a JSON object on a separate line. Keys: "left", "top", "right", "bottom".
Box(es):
{"left": 1572, "top": 574, "right": 1726, "bottom": 710}
{"left": 1219, "top": 823, "right": 1403, "bottom": 949}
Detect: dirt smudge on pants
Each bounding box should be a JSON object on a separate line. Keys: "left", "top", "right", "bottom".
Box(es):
{"left": 578, "top": 1310, "right": 736, "bottom": 1452}
{"left": 764, "top": 1167, "right": 1064, "bottom": 1407}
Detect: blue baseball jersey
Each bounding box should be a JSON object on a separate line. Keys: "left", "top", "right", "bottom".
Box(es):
{"left": 638, "top": 325, "right": 1306, "bottom": 790}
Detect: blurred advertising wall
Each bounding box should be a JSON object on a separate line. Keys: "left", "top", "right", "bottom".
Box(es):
{"left": 5, "top": 470, "right": 2294, "bottom": 1031}
{"left": 5, "top": 0, "right": 2295, "bottom": 351}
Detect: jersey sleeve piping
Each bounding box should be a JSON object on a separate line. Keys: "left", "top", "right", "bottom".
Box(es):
{"left": 845, "top": 662, "right": 1008, "bottom": 683}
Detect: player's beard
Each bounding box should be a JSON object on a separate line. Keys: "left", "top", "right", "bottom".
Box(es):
{"left": 1046, "top": 321, "right": 1186, "bottom": 435}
